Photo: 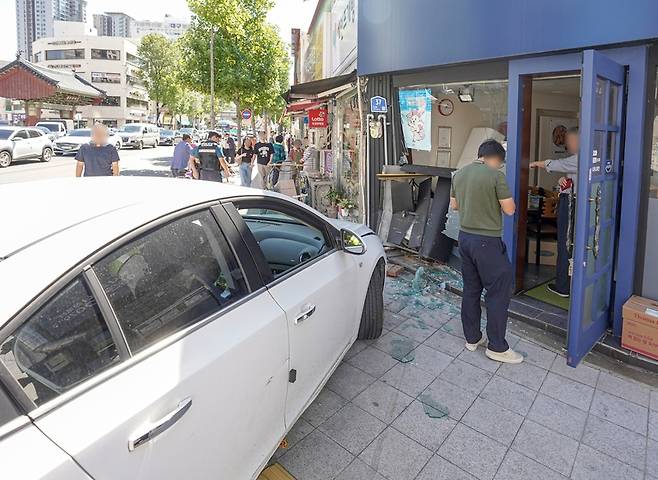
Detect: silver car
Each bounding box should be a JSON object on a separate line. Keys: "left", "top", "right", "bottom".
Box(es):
{"left": 0, "top": 127, "right": 54, "bottom": 168}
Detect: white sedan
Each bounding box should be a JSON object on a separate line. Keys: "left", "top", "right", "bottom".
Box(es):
{"left": 53, "top": 128, "right": 123, "bottom": 155}
{"left": 0, "top": 177, "right": 385, "bottom": 480}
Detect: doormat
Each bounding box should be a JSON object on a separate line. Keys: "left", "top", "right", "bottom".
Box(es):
{"left": 258, "top": 463, "right": 295, "bottom": 480}
{"left": 524, "top": 281, "right": 570, "bottom": 310}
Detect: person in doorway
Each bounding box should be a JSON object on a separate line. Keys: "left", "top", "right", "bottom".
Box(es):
{"left": 270, "top": 134, "right": 287, "bottom": 187}
{"left": 450, "top": 139, "right": 523, "bottom": 364}
{"left": 530, "top": 126, "right": 579, "bottom": 298}
{"left": 236, "top": 137, "right": 256, "bottom": 187}
{"left": 254, "top": 131, "right": 275, "bottom": 189}
{"left": 171, "top": 134, "right": 192, "bottom": 177}
{"left": 75, "top": 123, "right": 120, "bottom": 177}
{"left": 189, "top": 131, "right": 231, "bottom": 182}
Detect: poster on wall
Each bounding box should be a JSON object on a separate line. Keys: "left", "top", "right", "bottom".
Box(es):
{"left": 399, "top": 88, "right": 432, "bottom": 151}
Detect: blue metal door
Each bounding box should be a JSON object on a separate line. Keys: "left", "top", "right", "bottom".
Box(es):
{"left": 567, "top": 50, "right": 626, "bottom": 367}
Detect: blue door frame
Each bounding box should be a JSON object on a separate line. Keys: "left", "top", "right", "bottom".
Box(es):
{"left": 504, "top": 45, "right": 649, "bottom": 339}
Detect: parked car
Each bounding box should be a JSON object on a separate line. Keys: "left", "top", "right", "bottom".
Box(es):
{"left": 159, "top": 128, "right": 182, "bottom": 146}
{"left": 180, "top": 127, "right": 200, "bottom": 143}
{"left": 0, "top": 126, "right": 54, "bottom": 167}
{"left": 0, "top": 177, "right": 385, "bottom": 480}
{"left": 118, "top": 123, "right": 159, "bottom": 149}
{"left": 35, "top": 126, "right": 57, "bottom": 142}
{"left": 53, "top": 128, "right": 123, "bottom": 155}
{"left": 35, "top": 120, "right": 74, "bottom": 138}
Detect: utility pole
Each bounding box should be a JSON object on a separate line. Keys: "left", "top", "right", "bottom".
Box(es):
{"left": 210, "top": 28, "right": 216, "bottom": 129}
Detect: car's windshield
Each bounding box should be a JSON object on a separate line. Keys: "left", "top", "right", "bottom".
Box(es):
{"left": 36, "top": 127, "right": 51, "bottom": 134}
{"left": 36, "top": 123, "right": 61, "bottom": 132}
{"left": 68, "top": 129, "right": 91, "bottom": 137}
{"left": 0, "top": 129, "right": 13, "bottom": 140}
{"left": 161, "top": 129, "right": 174, "bottom": 135}
{"left": 120, "top": 125, "right": 142, "bottom": 133}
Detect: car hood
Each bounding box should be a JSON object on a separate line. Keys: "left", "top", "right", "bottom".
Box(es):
{"left": 326, "top": 218, "right": 374, "bottom": 237}
{"left": 55, "top": 136, "right": 89, "bottom": 145}
{"left": 0, "top": 139, "right": 12, "bottom": 148}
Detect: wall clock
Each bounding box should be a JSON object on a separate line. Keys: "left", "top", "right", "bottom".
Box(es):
{"left": 438, "top": 98, "right": 454, "bottom": 116}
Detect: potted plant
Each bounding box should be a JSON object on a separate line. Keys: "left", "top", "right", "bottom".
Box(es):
{"left": 337, "top": 197, "right": 357, "bottom": 219}
{"left": 326, "top": 188, "right": 343, "bottom": 218}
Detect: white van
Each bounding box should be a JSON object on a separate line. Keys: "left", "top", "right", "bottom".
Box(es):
{"left": 117, "top": 123, "right": 160, "bottom": 149}
{"left": 35, "top": 120, "right": 73, "bottom": 139}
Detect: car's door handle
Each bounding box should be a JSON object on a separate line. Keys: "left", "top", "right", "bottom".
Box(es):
{"left": 295, "top": 304, "right": 316, "bottom": 324}
{"left": 128, "top": 397, "right": 192, "bottom": 451}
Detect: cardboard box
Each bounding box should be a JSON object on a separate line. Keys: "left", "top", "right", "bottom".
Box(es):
{"left": 622, "top": 295, "right": 658, "bottom": 360}
{"left": 527, "top": 240, "right": 558, "bottom": 266}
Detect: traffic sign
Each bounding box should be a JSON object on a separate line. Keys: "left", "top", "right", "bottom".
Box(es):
{"left": 241, "top": 109, "right": 252, "bottom": 120}
{"left": 370, "top": 96, "right": 388, "bottom": 113}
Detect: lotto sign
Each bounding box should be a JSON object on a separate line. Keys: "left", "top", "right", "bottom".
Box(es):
{"left": 241, "top": 109, "right": 252, "bottom": 120}
{"left": 308, "top": 108, "right": 329, "bottom": 128}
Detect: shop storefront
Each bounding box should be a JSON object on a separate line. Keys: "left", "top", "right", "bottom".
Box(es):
{"left": 358, "top": 0, "right": 658, "bottom": 367}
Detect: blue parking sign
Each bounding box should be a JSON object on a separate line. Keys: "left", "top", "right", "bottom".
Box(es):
{"left": 370, "top": 96, "right": 388, "bottom": 113}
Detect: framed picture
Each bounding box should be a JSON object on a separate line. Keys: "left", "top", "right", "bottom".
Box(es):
{"left": 437, "top": 150, "right": 451, "bottom": 166}
{"left": 437, "top": 126, "right": 452, "bottom": 149}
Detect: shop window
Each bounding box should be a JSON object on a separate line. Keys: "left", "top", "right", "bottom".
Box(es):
{"left": 91, "top": 72, "right": 121, "bottom": 84}
{"left": 641, "top": 68, "right": 658, "bottom": 299}
{"left": 126, "top": 52, "right": 141, "bottom": 66}
{"left": 398, "top": 81, "right": 508, "bottom": 169}
{"left": 100, "top": 96, "right": 121, "bottom": 107}
{"left": 91, "top": 49, "right": 120, "bottom": 61}
{"left": 45, "top": 49, "right": 84, "bottom": 60}
{"left": 126, "top": 98, "right": 148, "bottom": 109}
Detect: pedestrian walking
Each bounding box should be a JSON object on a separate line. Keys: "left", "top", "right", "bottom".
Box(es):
{"left": 171, "top": 133, "right": 192, "bottom": 178}
{"left": 530, "top": 126, "right": 579, "bottom": 298}
{"left": 236, "top": 137, "right": 256, "bottom": 187}
{"left": 450, "top": 139, "right": 522, "bottom": 364}
{"left": 254, "top": 131, "right": 274, "bottom": 189}
{"left": 189, "top": 131, "right": 231, "bottom": 182}
{"left": 270, "top": 134, "right": 287, "bottom": 187}
{"left": 224, "top": 134, "right": 236, "bottom": 164}
{"left": 75, "top": 123, "right": 120, "bottom": 177}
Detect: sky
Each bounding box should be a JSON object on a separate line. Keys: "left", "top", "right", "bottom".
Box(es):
{"left": 0, "top": 0, "right": 318, "bottom": 61}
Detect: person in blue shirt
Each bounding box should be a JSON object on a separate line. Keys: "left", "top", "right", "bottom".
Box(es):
{"left": 170, "top": 134, "right": 192, "bottom": 177}
{"left": 270, "top": 134, "right": 287, "bottom": 186}
{"left": 189, "top": 131, "right": 231, "bottom": 182}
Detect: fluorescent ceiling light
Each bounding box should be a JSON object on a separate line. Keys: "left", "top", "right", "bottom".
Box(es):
{"left": 458, "top": 86, "right": 474, "bottom": 102}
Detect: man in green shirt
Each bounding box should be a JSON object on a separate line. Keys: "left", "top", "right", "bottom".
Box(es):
{"left": 450, "top": 139, "right": 522, "bottom": 364}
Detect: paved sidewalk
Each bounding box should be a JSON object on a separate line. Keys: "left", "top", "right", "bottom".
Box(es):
{"left": 275, "top": 272, "right": 658, "bottom": 480}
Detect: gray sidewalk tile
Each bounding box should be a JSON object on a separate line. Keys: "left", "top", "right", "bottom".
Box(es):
{"left": 359, "top": 427, "right": 432, "bottom": 480}
{"left": 440, "top": 316, "right": 466, "bottom": 339}
{"left": 318, "top": 403, "right": 386, "bottom": 456}
{"left": 480, "top": 375, "right": 536, "bottom": 416}
{"left": 438, "top": 423, "right": 507, "bottom": 480}
{"left": 398, "top": 304, "right": 452, "bottom": 329}
{"left": 326, "top": 363, "right": 377, "bottom": 401}
{"left": 650, "top": 409, "right": 658, "bottom": 441}
{"left": 407, "top": 344, "right": 453, "bottom": 375}
{"left": 394, "top": 317, "right": 439, "bottom": 342}
{"left": 549, "top": 355, "right": 600, "bottom": 387}
{"left": 589, "top": 389, "right": 648, "bottom": 435}
{"left": 273, "top": 418, "right": 315, "bottom": 460}
{"left": 391, "top": 400, "right": 458, "bottom": 451}
{"left": 279, "top": 430, "right": 353, "bottom": 480}
{"left": 497, "top": 361, "right": 548, "bottom": 391}
{"left": 417, "top": 455, "right": 477, "bottom": 480}
{"left": 647, "top": 439, "right": 658, "bottom": 478}
{"left": 651, "top": 390, "right": 658, "bottom": 411}
{"left": 597, "top": 371, "right": 650, "bottom": 407}
{"left": 302, "top": 388, "right": 348, "bottom": 427}
{"left": 382, "top": 310, "right": 407, "bottom": 331}
{"left": 526, "top": 393, "right": 587, "bottom": 440}
{"left": 581, "top": 414, "right": 646, "bottom": 469}
{"left": 371, "top": 331, "right": 419, "bottom": 359}
{"left": 423, "top": 377, "right": 478, "bottom": 420}
{"left": 423, "top": 330, "right": 465, "bottom": 357}
{"left": 461, "top": 397, "right": 524, "bottom": 446}
{"left": 494, "top": 450, "right": 568, "bottom": 480}
{"left": 439, "top": 359, "right": 493, "bottom": 394}
{"left": 511, "top": 420, "right": 579, "bottom": 476}
{"left": 346, "top": 347, "right": 399, "bottom": 378}
{"left": 458, "top": 348, "right": 500, "bottom": 373}
{"left": 539, "top": 372, "right": 595, "bottom": 412}
{"left": 571, "top": 444, "right": 643, "bottom": 480}
{"left": 344, "top": 340, "right": 369, "bottom": 361}
{"left": 334, "top": 458, "right": 386, "bottom": 480}
{"left": 514, "top": 339, "right": 557, "bottom": 369}
{"left": 380, "top": 362, "right": 436, "bottom": 397}
{"left": 353, "top": 380, "right": 414, "bottom": 423}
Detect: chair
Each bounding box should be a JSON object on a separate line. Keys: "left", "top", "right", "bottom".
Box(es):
{"left": 526, "top": 196, "right": 558, "bottom": 265}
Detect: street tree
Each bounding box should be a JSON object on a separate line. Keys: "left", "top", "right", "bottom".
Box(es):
{"left": 137, "top": 33, "right": 180, "bottom": 126}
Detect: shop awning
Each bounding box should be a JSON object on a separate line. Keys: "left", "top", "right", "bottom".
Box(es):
{"left": 285, "top": 70, "right": 357, "bottom": 102}
{"left": 284, "top": 100, "right": 326, "bottom": 116}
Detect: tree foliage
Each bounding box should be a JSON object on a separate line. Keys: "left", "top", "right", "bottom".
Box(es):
{"left": 137, "top": 33, "right": 180, "bottom": 125}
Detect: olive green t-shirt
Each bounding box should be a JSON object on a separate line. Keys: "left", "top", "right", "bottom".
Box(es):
{"left": 450, "top": 161, "right": 512, "bottom": 237}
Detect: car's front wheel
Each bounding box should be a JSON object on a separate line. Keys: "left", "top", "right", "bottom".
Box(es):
{"left": 41, "top": 147, "right": 53, "bottom": 162}
{"left": 0, "top": 150, "right": 12, "bottom": 168}
{"left": 357, "top": 259, "right": 385, "bottom": 340}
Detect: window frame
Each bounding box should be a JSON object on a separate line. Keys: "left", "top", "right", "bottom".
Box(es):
{"left": 223, "top": 196, "right": 340, "bottom": 288}
{"left": 0, "top": 202, "right": 261, "bottom": 417}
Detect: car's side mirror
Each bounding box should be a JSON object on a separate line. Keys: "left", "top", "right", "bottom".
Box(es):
{"left": 340, "top": 229, "right": 367, "bottom": 255}
{"left": 12, "top": 137, "right": 23, "bottom": 142}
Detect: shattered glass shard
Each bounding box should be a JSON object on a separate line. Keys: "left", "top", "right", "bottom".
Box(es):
{"left": 418, "top": 393, "right": 450, "bottom": 418}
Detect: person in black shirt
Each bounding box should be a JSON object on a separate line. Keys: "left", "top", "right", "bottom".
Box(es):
{"left": 253, "top": 131, "right": 274, "bottom": 189}
{"left": 236, "top": 137, "right": 256, "bottom": 187}
{"left": 224, "top": 135, "right": 236, "bottom": 164}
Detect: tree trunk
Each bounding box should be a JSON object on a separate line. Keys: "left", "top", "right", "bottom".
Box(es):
{"left": 264, "top": 112, "right": 271, "bottom": 139}
{"left": 155, "top": 104, "right": 161, "bottom": 126}
{"left": 235, "top": 98, "right": 242, "bottom": 146}
{"left": 251, "top": 111, "right": 256, "bottom": 138}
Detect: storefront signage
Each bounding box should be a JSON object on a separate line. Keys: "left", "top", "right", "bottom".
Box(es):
{"left": 308, "top": 108, "right": 329, "bottom": 128}
{"left": 241, "top": 109, "right": 252, "bottom": 120}
{"left": 399, "top": 89, "right": 432, "bottom": 151}
{"left": 370, "top": 96, "right": 388, "bottom": 113}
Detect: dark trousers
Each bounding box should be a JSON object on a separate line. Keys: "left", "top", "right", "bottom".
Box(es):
{"left": 555, "top": 193, "right": 571, "bottom": 294}
{"left": 458, "top": 231, "right": 513, "bottom": 353}
{"left": 271, "top": 165, "right": 281, "bottom": 186}
{"left": 200, "top": 169, "right": 223, "bottom": 182}
{"left": 171, "top": 168, "right": 185, "bottom": 178}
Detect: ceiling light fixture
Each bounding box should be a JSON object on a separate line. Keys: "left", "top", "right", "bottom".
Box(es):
{"left": 458, "top": 85, "right": 474, "bottom": 103}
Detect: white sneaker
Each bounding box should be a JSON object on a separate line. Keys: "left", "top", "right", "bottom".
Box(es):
{"left": 485, "top": 348, "right": 524, "bottom": 364}
{"left": 465, "top": 336, "right": 486, "bottom": 352}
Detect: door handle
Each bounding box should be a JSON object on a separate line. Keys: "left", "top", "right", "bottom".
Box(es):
{"left": 295, "top": 304, "right": 316, "bottom": 324}
{"left": 128, "top": 397, "right": 192, "bottom": 451}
